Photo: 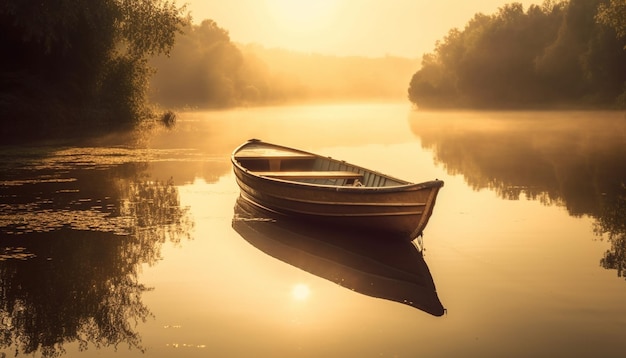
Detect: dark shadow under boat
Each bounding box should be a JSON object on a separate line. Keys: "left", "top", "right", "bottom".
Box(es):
{"left": 232, "top": 196, "right": 445, "bottom": 317}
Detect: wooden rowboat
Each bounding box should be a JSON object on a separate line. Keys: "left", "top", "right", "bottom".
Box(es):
{"left": 231, "top": 139, "right": 444, "bottom": 241}
{"left": 232, "top": 196, "right": 445, "bottom": 316}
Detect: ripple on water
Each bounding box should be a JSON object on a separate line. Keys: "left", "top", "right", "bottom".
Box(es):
{"left": 0, "top": 145, "right": 196, "bottom": 239}
{"left": 0, "top": 247, "right": 37, "bottom": 261}
{"left": 0, "top": 208, "right": 134, "bottom": 235}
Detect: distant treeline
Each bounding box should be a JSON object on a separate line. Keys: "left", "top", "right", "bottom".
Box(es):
{"left": 408, "top": 0, "right": 626, "bottom": 109}
{"left": 148, "top": 20, "right": 418, "bottom": 108}
{"left": 0, "top": 0, "right": 185, "bottom": 142}
{"left": 3, "top": 1, "right": 624, "bottom": 143}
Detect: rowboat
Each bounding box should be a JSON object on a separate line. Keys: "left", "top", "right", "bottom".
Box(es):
{"left": 231, "top": 139, "right": 444, "bottom": 241}
{"left": 232, "top": 196, "right": 445, "bottom": 316}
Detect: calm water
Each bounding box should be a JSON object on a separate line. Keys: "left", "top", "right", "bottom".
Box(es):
{"left": 1, "top": 103, "right": 625, "bottom": 357}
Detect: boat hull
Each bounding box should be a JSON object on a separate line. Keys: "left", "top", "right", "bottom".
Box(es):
{"left": 232, "top": 140, "right": 443, "bottom": 240}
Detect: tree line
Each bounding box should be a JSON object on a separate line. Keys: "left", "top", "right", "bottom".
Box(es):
{"left": 2, "top": 0, "right": 624, "bottom": 143}
{"left": 0, "top": 0, "right": 416, "bottom": 143}
{"left": 408, "top": 0, "right": 626, "bottom": 109}
{"left": 148, "top": 20, "right": 417, "bottom": 108}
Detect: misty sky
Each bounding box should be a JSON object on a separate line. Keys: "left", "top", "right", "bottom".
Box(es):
{"left": 183, "top": 0, "right": 543, "bottom": 58}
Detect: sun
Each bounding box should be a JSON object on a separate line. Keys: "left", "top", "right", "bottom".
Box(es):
{"left": 291, "top": 283, "right": 311, "bottom": 301}
{"left": 266, "top": 0, "right": 338, "bottom": 33}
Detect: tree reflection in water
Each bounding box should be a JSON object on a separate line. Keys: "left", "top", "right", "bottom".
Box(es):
{"left": 595, "top": 184, "right": 626, "bottom": 279}
{"left": 409, "top": 111, "right": 626, "bottom": 280}
{"left": 0, "top": 165, "right": 193, "bottom": 357}
{"left": 120, "top": 178, "right": 193, "bottom": 248}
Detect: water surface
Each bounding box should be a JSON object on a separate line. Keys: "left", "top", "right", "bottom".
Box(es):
{"left": 1, "top": 104, "right": 625, "bottom": 357}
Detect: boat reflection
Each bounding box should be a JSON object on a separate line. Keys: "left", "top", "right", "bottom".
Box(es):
{"left": 232, "top": 196, "right": 445, "bottom": 316}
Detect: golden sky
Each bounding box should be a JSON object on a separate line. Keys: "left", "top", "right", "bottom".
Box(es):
{"left": 183, "top": 0, "right": 542, "bottom": 58}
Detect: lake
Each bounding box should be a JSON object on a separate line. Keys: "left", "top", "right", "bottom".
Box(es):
{"left": 1, "top": 103, "right": 625, "bottom": 357}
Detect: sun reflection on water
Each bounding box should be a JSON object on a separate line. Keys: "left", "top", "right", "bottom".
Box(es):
{"left": 291, "top": 283, "right": 311, "bottom": 301}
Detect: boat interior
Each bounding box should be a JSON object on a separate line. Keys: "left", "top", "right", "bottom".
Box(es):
{"left": 235, "top": 146, "right": 406, "bottom": 187}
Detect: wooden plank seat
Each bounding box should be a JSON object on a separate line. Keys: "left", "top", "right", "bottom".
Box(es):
{"left": 235, "top": 149, "right": 316, "bottom": 171}
{"left": 253, "top": 171, "right": 363, "bottom": 180}
{"left": 234, "top": 148, "right": 316, "bottom": 160}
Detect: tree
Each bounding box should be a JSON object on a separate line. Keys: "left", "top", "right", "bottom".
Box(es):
{"left": 596, "top": 0, "right": 626, "bottom": 44}
{"left": 407, "top": 0, "right": 626, "bottom": 109}
{"left": 149, "top": 19, "right": 249, "bottom": 108}
{"left": 0, "top": 0, "right": 186, "bottom": 142}
{"left": 595, "top": 0, "right": 626, "bottom": 105}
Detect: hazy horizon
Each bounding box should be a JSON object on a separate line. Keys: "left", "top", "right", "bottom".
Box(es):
{"left": 183, "top": 0, "right": 544, "bottom": 58}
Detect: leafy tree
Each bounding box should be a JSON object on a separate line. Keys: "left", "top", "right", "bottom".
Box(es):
{"left": 596, "top": 0, "right": 626, "bottom": 44}
{"left": 0, "top": 0, "right": 186, "bottom": 142}
{"left": 408, "top": 0, "right": 626, "bottom": 109}
{"left": 149, "top": 19, "right": 261, "bottom": 108}
{"left": 595, "top": 0, "right": 626, "bottom": 105}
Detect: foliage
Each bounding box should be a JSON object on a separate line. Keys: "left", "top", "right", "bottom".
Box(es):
{"left": 149, "top": 20, "right": 251, "bottom": 108}
{"left": 0, "top": 0, "right": 186, "bottom": 142}
{"left": 408, "top": 0, "right": 626, "bottom": 109}
{"left": 596, "top": 0, "right": 626, "bottom": 43}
